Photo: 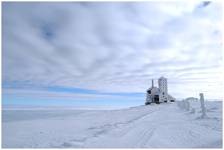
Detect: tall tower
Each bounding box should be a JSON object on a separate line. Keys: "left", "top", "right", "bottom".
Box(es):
{"left": 158, "top": 76, "right": 168, "bottom": 102}
{"left": 152, "top": 79, "right": 154, "bottom": 88}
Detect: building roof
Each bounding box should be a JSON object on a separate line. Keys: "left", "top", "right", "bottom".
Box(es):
{"left": 159, "top": 76, "right": 167, "bottom": 80}
{"left": 147, "top": 87, "right": 160, "bottom": 95}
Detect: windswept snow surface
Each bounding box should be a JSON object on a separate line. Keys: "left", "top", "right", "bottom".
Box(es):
{"left": 2, "top": 101, "right": 222, "bottom": 148}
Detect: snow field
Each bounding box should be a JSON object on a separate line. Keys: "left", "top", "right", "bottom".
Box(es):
{"left": 2, "top": 101, "right": 222, "bottom": 148}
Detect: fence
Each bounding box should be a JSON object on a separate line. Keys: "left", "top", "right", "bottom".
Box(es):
{"left": 177, "top": 93, "right": 207, "bottom": 118}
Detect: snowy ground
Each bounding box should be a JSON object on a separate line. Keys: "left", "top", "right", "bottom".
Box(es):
{"left": 2, "top": 101, "right": 222, "bottom": 148}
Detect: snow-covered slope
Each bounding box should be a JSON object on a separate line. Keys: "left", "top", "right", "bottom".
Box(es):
{"left": 2, "top": 101, "right": 222, "bottom": 148}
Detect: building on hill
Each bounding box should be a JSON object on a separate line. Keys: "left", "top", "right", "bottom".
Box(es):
{"left": 145, "top": 77, "right": 175, "bottom": 105}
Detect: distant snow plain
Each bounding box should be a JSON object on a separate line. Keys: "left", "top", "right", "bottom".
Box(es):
{"left": 2, "top": 100, "right": 222, "bottom": 148}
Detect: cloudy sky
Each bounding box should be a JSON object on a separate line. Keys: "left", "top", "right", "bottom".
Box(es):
{"left": 2, "top": 1, "right": 223, "bottom": 107}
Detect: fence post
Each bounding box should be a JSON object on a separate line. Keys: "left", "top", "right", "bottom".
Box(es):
{"left": 186, "top": 100, "right": 190, "bottom": 111}
{"left": 199, "top": 93, "right": 207, "bottom": 118}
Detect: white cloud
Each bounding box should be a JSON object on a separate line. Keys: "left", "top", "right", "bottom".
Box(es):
{"left": 2, "top": 2, "right": 223, "bottom": 100}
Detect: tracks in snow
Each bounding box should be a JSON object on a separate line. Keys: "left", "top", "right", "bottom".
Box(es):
{"left": 58, "top": 107, "right": 160, "bottom": 148}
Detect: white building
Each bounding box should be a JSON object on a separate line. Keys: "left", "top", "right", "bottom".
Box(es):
{"left": 145, "top": 77, "right": 175, "bottom": 105}
{"left": 158, "top": 77, "right": 168, "bottom": 102}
